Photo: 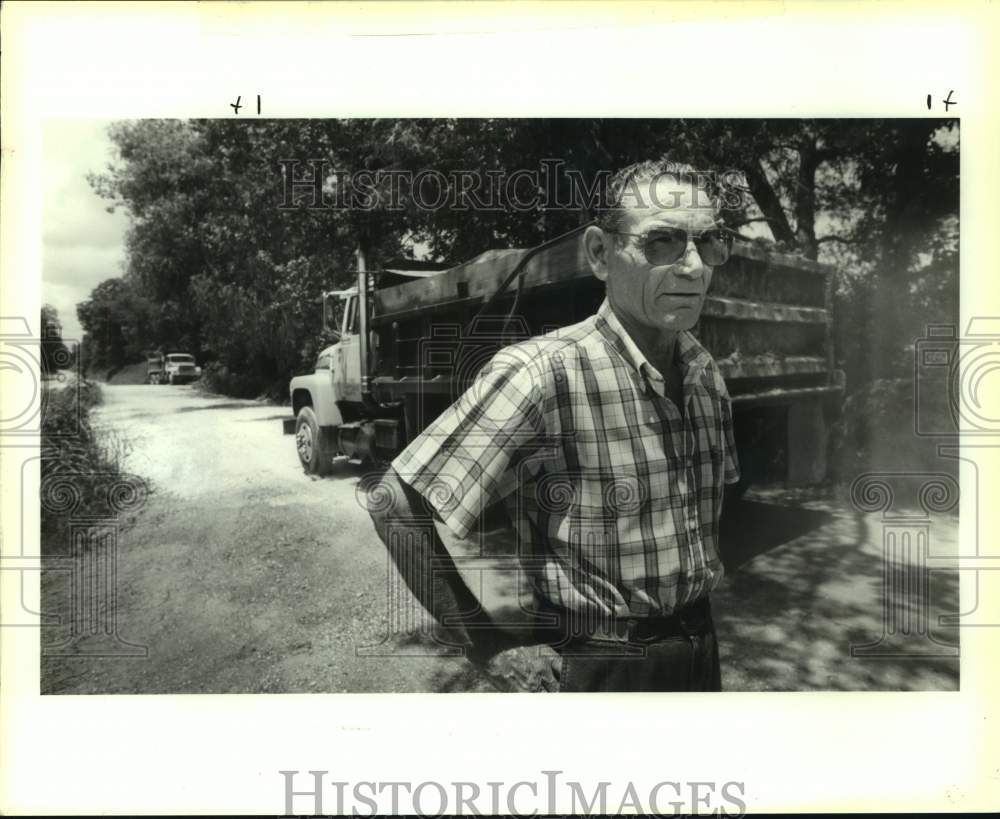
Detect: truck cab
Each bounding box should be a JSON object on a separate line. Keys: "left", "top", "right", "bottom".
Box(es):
{"left": 285, "top": 287, "right": 363, "bottom": 474}
{"left": 326, "top": 289, "right": 364, "bottom": 405}
{"left": 163, "top": 352, "right": 201, "bottom": 385}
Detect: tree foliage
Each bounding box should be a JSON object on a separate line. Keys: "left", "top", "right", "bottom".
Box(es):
{"left": 82, "top": 118, "right": 958, "bottom": 397}
{"left": 76, "top": 277, "right": 154, "bottom": 374}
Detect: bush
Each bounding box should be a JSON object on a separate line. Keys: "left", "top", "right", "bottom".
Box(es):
{"left": 827, "top": 377, "right": 956, "bottom": 483}
{"left": 198, "top": 361, "right": 276, "bottom": 400}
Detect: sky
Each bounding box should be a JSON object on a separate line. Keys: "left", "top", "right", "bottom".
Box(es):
{"left": 42, "top": 120, "right": 130, "bottom": 344}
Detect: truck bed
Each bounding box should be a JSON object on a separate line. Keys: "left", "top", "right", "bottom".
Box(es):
{"left": 370, "top": 232, "right": 839, "bottom": 408}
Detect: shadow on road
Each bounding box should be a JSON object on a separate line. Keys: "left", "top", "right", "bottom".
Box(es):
{"left": 429, "top": 492, "right": 961, "bottom": 691}
{"left": 175, "top": 402, "right": 257, "bottom": 413}
{"left": 713, "top": 494, "right": 959, "bottom": 691}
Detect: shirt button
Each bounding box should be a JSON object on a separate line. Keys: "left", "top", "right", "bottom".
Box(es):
{"left": 648, "top": 416, "right": 656, "bottom": 424}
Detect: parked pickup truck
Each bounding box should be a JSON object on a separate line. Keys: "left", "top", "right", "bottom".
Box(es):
{"left": 284, "top": 227, "right": 844, "bottom": 490}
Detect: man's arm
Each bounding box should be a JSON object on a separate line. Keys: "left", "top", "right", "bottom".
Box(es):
{"left": 369, "top": 467, "right": 563, "bottom": 692}
{"left": 367, "top": 466, "right": 515, "bottom": 665}
{"left": 367, "top": 348, "right": 564, "bottom": 690}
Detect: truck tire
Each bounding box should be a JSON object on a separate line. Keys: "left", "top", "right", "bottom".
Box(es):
{"left": 295, "top": 406, "right": 332, "bottom": 475}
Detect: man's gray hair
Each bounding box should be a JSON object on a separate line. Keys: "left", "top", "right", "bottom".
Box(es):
{"left": 595, "top": 158, "right": 723, "bottom": 234}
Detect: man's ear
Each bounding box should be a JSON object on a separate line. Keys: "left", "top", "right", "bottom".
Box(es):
{"left": 583, "top": 225, "right": 610, "bottom": 282}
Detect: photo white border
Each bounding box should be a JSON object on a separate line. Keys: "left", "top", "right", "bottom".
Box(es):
{"left": 2, "top": 1, "right": 998, "bottom": 814}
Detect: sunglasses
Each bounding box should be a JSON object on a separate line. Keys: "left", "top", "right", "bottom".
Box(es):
{"left": 607, "top": 225, "right": 735, "bottom": 267}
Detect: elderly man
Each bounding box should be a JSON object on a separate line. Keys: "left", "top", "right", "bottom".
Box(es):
{"left": 369, "top": 160, "right": 740, "bottom": 692}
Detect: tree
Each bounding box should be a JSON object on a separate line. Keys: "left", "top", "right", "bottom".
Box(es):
{"left": 76, "top": 277, "right": 154, "bottom": 373}
{"left": 86, "top": 118, "right": 958, "bottom": 396}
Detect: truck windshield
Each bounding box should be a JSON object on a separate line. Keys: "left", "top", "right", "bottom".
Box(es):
{"left": 167, "top": 355, "right": 194, "bottom": 363}
{"left": 323, "top": 297, "right": 345, "bottom": 335}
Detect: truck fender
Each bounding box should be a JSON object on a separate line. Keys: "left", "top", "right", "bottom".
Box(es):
{"left": 290, "top": 382, "right": 344, "bottom": 428}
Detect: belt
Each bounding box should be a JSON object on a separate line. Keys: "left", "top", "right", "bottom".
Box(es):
{"left": 534, "top": 596, "right": 714, "bottom": 644}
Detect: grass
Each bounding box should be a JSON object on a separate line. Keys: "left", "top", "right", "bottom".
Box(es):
{"left": 40, "top": 378, "right": 138, "bottom": 553}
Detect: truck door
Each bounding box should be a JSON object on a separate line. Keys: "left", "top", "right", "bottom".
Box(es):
{"left": 334, "top": 295, "right": 363, "bottom": 403}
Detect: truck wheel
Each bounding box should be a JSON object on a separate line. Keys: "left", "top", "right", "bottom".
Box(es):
{"left": 295, "top": 406, "right": 332, "bottom": 475}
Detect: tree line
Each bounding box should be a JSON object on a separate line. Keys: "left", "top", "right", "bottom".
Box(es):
{"left": 76, "top": 118, "right": 958, "bottom": 399}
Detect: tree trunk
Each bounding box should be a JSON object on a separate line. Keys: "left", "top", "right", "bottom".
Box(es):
{"left": 742, "top": 160, "right": 796, "bottom": 247}
{"left": 866, "top": 121, "right": 938, "bottom": 382}
{"left": 794, "top": 137, "right": 821, "bottom": 261}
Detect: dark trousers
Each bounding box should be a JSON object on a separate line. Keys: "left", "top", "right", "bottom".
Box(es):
{"left": 543, "top": 598, "right": 722, "bottom": 692}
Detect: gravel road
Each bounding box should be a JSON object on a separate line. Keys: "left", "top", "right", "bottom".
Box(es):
{"left": 41, "top": 383, "right": 960, "bottom": 693}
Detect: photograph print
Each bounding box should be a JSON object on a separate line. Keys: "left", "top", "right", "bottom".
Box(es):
{"left": 39, "top": 117, "right": 960, "bottom": 694}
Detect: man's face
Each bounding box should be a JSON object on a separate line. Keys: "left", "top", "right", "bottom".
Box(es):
{"left": 593, "top": 175, "right": 719, "bottom": 334}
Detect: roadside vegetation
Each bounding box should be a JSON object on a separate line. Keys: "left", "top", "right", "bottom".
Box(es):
{"left": 829, "top": 377, "right": 956, "bottom": 483}
{"left": 40, "top": 379, "right": 134, "bottom": 553}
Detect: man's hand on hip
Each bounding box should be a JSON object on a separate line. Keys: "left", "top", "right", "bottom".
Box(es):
{"left": 476, "top": 644, "right": 562, "bottom": 693}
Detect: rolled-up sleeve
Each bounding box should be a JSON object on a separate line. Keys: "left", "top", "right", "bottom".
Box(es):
{"left": 391, "top": 350, "right": 548, "bottom": 539}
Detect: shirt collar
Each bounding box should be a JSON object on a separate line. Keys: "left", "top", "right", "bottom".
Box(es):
{"left": 596, "top": 298, "right": 713, "bottom": 389}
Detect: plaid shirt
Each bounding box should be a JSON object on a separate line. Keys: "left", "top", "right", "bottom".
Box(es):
{"left": 393, "top": 298, "right": 740, "bottom": 619}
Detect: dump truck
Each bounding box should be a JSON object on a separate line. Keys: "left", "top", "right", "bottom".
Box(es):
{"left": 145, "top": 353, "right": 165, "bottom": 385}
{"left": 283, "top": 227, "right": 843, "bottom": 490}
